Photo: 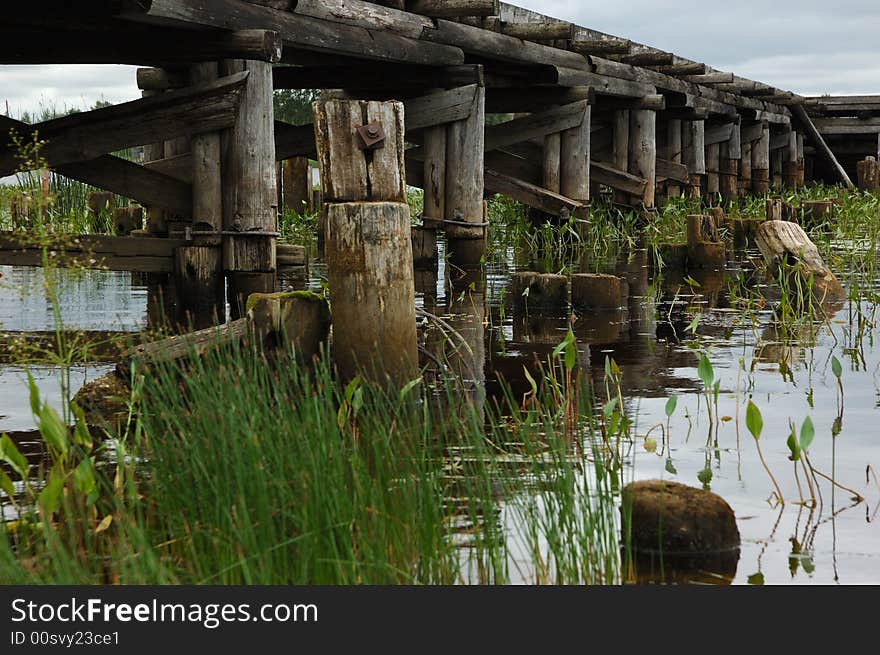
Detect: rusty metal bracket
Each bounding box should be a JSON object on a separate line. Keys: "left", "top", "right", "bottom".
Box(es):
{"left": 356, "top": 120, "right": 386, "bottom": 150}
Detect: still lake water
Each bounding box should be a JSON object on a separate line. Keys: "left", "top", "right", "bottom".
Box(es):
{"left": 1, "top": 234, "right": 879, "bottom": 584}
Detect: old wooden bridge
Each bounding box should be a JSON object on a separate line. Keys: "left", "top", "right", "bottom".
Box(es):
{"left": 2, "top": 1, "right": 879, "bottom": 327}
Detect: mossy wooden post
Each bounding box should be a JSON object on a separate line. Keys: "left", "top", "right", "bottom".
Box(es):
{"left": 222, "top": 59, "right": 277, "bottom": 319}
{"left": 282, "top": 157, "right": 310, "bottom": 215}
{"left": 751, "top": 121, "right": 770, "bottom": 195}
{"left": 313, "top": 98, "right": 418, "bottom": 385}
{"left": 629, "top": 109, "right": 656, "bottom": 208}
{"left": 683, "top": 119, "right": 705, "bottom": 199}
{"left": 857, "top": 157, "right": 879, "bottom": 190}
{"left": 445, "top": 84, "right": 486, "bottom": 268}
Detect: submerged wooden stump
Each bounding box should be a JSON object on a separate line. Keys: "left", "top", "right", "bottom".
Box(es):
{"left": 686, "top": 214, "right": 725, "bottom": 268}
{"left": 411, "top": 225, "right": 438, "bottom": 269}
{"left": 755, "top": 220, "right": 845, "bottom": 302}
{"left": 623, "top": 480, "right": 740, "bottom": 554}
{"left": 510, "top": 272, "right": 569, "bottom": 309}
{"left": 857, "top": 156, "right": 879, "bottom": 190}
{"left": 570, "top": 273, "right": 627, "bottom": 310}
{"left": 800, "top": 200, "right": 834, "bottom": 224}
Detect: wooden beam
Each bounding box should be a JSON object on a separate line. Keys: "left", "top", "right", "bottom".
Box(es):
{"left": 120, "top": 0, "right": 465, "bottom": 66}
{"left": 0, "top": 28, "right": 283, "bottom": 65}
{"left": 791, "top": 104, "right": 854, "bottom": 189}
{"left": 484, "top": 168, "right": 584, "bottom": 216}
{"left": 0, "top": 71, "right": 248, "bottom": 175}
{"left": 408, "top": 0, "right": 499, "bottom": 17}
{"left": 656, "top": 157, "right": 689, "bottom": 184}
{"left": 651, "top": 63, "right": 706, "bottom": 76}
{"left": 617, "top": 52, "right": 674, "bottom": 67}
{"left": 292, "top": 0, "right": 433, "bottom": 39}
{"left": 500, "top": 21, "right": 575, "bottom": 41}
{"left": 484, "top": 101, "right": 590, "bottom": 152}
{"left": 681, "top": 72, "right": 735, "bottom": 85}
{"left": 486, "top": 86, "right": 592, "bottom": 113}
{"left": 569, "top": 38, "right": 631, "bottom": 56}
{"left": 591, "top": 160, "right": 647, "bottom": 196}
{"left": 272, "top": 64, "right": 484, "bottom": 90}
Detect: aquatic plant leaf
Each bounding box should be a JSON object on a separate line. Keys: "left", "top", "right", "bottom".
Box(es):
{"left": 664, "top": 395, "right": 677, "bottom": 418}
{"left": 38, "top": 469, "right": 65, "bottom": 515}
{"left": 70, "top": 404, "right": 93, "bottom": 450}
{"left": 38, "top": 404, "right": 69, "bottom": 459}
{"left": 697, "top": 467, "right": 712, "bottom": 486}
{"left": 799, "top": 416, "right": 815, "bottom": 453}
{"left": 0, "top": 468, "right": 15, "bottom": 500}
{"left": 523, "top": 366, "right": 539, "bottom": 398}
{"left": 831, "top": 356, "right": 842, "bottom": 379}
{"left": 664, "top": 458, "right": 677, "bottom": 475}
{"left": 786, "top": 429, "right": 801, "bottom": 462}
{"left": 27, "top": 372, "right": 41, "bottom": 419}
{"left": 831, "top": 416, "right": 842, "bottom": 437}
{"left": 697, "top": 353, "right": 714, "bottom": 389}
{"left": 746, "top": 400, "right": 763, "bottom": 440}
{"left": 0, "top": 434, "right": 28, "bottom": 480}
{"left": 398, "top": 377, "right": 423, "bottom": 402}
{"left": 686, "top": 314, "right": 700, "bottom": 335}
{"left": 72, "top": 459, "right": 96, "bottom": 497}
{"left": 94, "top": 514, "right": 113, "bottom": 534}
{"left": 602, "top": 397, "right": 618, "bottom": 419}
{"left": 747, "top": 572, "right": 765, "bottom": 585}
{"left": 564, "top": 329, "right": 576, "bottom": 373}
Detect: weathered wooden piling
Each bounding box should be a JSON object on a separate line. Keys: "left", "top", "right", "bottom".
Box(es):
{"left": 570, "top": 273, "right": 628, "bottom": 310}
{"left": 629, "top": 109, "right": 657, "bottom": 208}
{"left": 313, "top": 98, "right": 418, "bottom": 385}
{"left": 445, "top": 84, "right": 486, "bottom": 268}
{"left": 666, "top": 118, "right": 682, "bottom": 197}
{"left": 221, "top": 59, "right": 277, "bottom": 318}
{"left": 751, "top": 122, "right": 771, "bottom": 195}
{"left": 510, "top": 272, "right": 569, "bottom": 309}
{"left": 683, "top": 119, "right": 706, "bottom": 199}
{"left": 686, "top": 213, "right": 725, "bottom": 268}
{"left": 281, "top": 157, "right": 310, "bottom": 214}
{"left": 857, "top": 156, "right": 879, "bottom": 190}
{"left": 560, "top": 101, "right": 591, "bottom": 211}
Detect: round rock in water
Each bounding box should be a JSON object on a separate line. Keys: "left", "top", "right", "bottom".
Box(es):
{"left": 622, "top": 480, "right": 740, "bottom": 554}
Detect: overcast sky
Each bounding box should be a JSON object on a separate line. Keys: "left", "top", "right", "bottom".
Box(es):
{"left": 0, "top": 0, "right": 877, "bottom": 117}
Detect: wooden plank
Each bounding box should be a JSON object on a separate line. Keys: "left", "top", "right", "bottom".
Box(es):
{"left": 0, "top": 27, "right": 283, "bottom": 65}
{"left": 403, "top": 85, "right": 479, "bottom": 130}
{"left": 484, "top": 101, "right": 590, "bottom": 152}
{"left": 422, "top": 18, "right": 588, "bottom": 69}
{"left": 500, "top": 21, "right": 575, "bottom": 41}
{"left": 570, "top": 38, "right": 631, "bottom": 55}
{"left": 121, "top": 0, "right": 465, "bottom": 65}
{"left": 293, "top": 0, "right": 434, "bottom": 39}
{"left": 0, "top": 71, "right": 248, "bottom": 175}
{"left": 484, "top": 169, "right": 584, "bottom": 216}
{"left": 409, "top": 0, "right": 499, "bottom": 17}
{"left": 704, "top": 122, "right": 734, "bottom": 146}
{"left": 590, "top": 160, "right": 646, "bottom": 196}
{"left": 656, "top": 157, "right": 689, "bottom": 183}
{"left": 272, "top": 63, "right": 484, "bottom": 90}
{"left": 790, "top": 104, "right": 854, "bottom": 189}
{"left": 681, "top": 72, "right": 735, "bottom": 85}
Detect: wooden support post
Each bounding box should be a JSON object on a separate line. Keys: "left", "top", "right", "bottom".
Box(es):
{"left": 719, "top": 141, "right": 738, "bottom": 205}
{"left": 281, "top": 157, "right": 310, "bottom": 214}
{"left": 222, "top": 59, "right": 278, "bottom": 318}
{"left": 174, "top": 245, "right": 225, "bottom": 329}
{"left": 783, "top": 131, "right": 799, "bottom": 188}
{"left": 666, "top": 118, "right": 682, "bottom": 197}
{"left": 612, "top": 109, "right": 629, "bottom": 204}
{"left": 683, "top": 119, "right": 705, "bottom": 199}
{"left": 422, "top": 123, "right": 446, "bottom": 223}
{"left": 752, "top": 122, "right": 770, "bottom": 195}
{"left": 445, "top": 84, "right": 486, "bottom": 267}
{"left": 857, "top": 157, "right": 880, "bottom": 190}
{"left": 705, "top": 142, "right": 720, "bottom": 198}
{"left": 313, "top": 98, "right": 418, "bottom": 386}
{"left": 560, "top": 102, "right": 590, "bottom": 213}
{"left": 740, "top": 141, "right": 752, "bottom": 197}
{"left": 628, "top": 109, "right": 656, "bottom": 208}
{"left": 543, "top": 132, "right": 561, "bottom": 194}
{"left": 770, "top": 134, "right": 784, "bottom": 190}
{"left": 796, "top": 133, "right": 805, "bottom": 188}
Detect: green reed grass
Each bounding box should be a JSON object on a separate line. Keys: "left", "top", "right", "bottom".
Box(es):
{"left": 1, "top": 337, "right": 621, "bottom": 585}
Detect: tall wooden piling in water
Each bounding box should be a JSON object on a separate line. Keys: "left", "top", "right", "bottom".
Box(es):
{"left": 752, "top": 122, "right": 771, "bottom": 195}
{"left": 221, "top": 59, "right": 278, "bottom": 318}
{"left": 313, "top": 98, "right": 418, "bottom": 385}
{"left": 629, "top": 109, "right": 656, "bottom": 208}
